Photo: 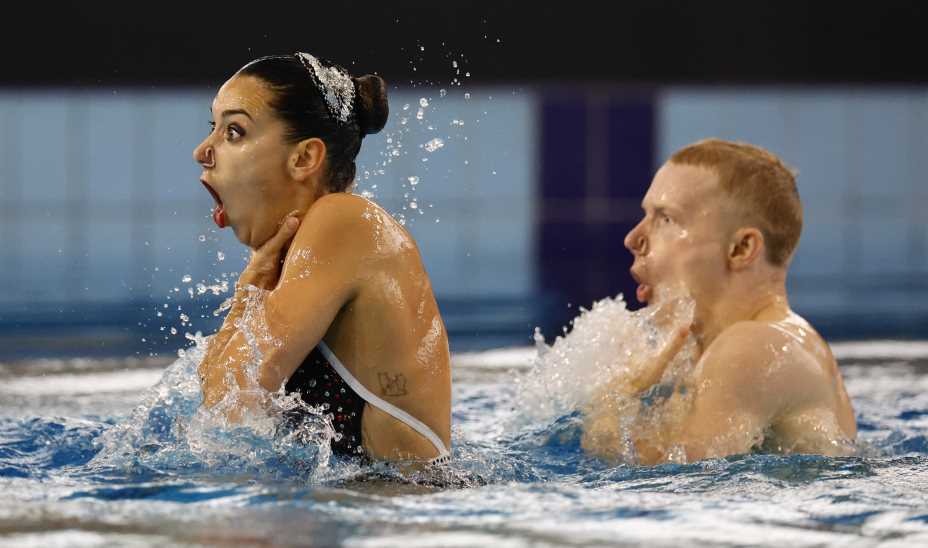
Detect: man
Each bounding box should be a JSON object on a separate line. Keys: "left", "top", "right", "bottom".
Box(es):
{"left": 581, "top": 138, "right": 857, "bottom": 465}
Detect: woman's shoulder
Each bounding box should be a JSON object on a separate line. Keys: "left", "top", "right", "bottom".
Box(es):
{"left": 307, "top": 191, "right": 371, "bottom": 218}
{"left": 303, "top": 192, "right": 415, "bottom": 253}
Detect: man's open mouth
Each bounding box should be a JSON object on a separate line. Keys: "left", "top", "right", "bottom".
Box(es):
{"left": 630, "top": 267, "right": 652, "bottom": 304}
{"left": 201, "top": 180, "right": 226, "bottom": 228}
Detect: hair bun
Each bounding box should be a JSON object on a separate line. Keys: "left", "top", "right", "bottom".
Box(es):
{"left": 353, "top": 74, "right": 389, "bottom": 135}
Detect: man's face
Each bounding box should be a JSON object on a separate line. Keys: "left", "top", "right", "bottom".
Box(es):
{"left": 624, "top": 163, "right": 732, "bottom": 308}
{"left": 193, "top": 75, "right": 297, "bottom": 249}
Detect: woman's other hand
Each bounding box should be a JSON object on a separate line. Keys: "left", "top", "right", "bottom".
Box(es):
{"left": 239, "top": 210, "right": 302, "bottom": 290}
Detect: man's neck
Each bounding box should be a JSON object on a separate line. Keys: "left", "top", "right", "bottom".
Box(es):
{"left": 694, "top": 279, "right": 789, "bottom": 352}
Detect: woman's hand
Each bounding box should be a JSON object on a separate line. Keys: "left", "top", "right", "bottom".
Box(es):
{"left": 239, "top": 210, "right": 302, "bottom": 290}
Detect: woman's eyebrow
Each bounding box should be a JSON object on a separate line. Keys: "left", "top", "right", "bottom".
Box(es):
{"left": 219, "top": 108, "right": 254, "bottom": 121}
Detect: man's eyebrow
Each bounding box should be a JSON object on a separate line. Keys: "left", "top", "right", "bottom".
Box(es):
{"left": 643, "top": 204, "right": 682, "bottom": 217}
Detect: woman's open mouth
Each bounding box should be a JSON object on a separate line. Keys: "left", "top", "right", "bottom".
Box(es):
{"left": 201, "top": 180, "right": 226, "bottom": 228}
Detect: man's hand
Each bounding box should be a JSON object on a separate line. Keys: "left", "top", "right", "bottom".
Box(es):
{"left": 581, "top": 320, "right": 693, "bottom": 463}
{"left": 239, "top": 210, "right": 302, "bottom": 290}
{"left": 631, "top": 325, "right": 691, "bottom": 392}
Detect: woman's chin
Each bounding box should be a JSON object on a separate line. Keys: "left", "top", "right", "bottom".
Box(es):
{"left": 227, "top": 222, "right": 252, "bottom": 248}
{"left": 241, "top": 223, "right": 278, "bottom": 251}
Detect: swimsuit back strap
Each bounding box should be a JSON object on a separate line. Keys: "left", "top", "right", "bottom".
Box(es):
{"left": 317, "top": 342, "right": 451, "bottom": 459}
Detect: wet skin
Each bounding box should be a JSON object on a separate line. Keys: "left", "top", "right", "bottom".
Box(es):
{"left": 193, "top": 75, "right": 451, "bottom": 462}
{"left": 581, "top": 163, "right": 857, "bottom": 464}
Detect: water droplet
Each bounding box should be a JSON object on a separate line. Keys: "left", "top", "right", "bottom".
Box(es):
{"left": 170, "top": 327, "right": 177, "bottom": 335}
{"left": 181, "top": 274, "right": 192, "bottom": 283}
{"left": 419, "top": 97, "right": 429, "bottom": 108}
{"left": 464, "top": 93, "right": 471, "bottom": 100}
{"left": 452, "top": 60, "right": 458, "bottom": 69}
{"left": 216, "top": 251, "right": 225, "bottom": 262}
{"left": 439, "top": 89, "right": 447, "bottom": 97}
{"left": 407, "top": 176, "right": 419, "bottom": 186}
{"left": 198, "top": 234, "right": 206, "bottom": 242}
{"left": 416, "top": 109, "right": 424, "bottom": 121}
{"left": 402, "top": 103, "right": 410, "bottom": 111}
{"left": 410, "top": 201, "right": 418, "bottom": 209}
{"left": 424, "top": 138, "right": 444, "bottom": 152}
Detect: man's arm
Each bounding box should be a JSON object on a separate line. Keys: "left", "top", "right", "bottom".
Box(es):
{"left": 582, "top": 321, "right": 792, "bottom": 465}
{"left": 632, "top": 322, "right": 790, "bottom": 464}
{"left": 581, "top": 326, "right": 691, "bottom": 462}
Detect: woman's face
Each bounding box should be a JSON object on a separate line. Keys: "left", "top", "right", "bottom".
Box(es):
{"left": 193, "top": 75, "right": 300, "bottom": 249}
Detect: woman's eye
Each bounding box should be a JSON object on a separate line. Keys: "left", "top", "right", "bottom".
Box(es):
{"left": 225, "top": 124, "right": 244, "bottom": 141}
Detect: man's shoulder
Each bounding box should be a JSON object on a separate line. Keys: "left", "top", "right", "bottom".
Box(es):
{"left": 705, "top": 320, "right": 792, "bottom": 359}
{"left": 699, "top": 320, "right": 813, "bottom": 382}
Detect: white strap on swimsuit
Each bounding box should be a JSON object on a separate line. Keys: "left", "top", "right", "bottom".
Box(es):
{"left": 317, "top": 342, "right": 452, "bottom": 463}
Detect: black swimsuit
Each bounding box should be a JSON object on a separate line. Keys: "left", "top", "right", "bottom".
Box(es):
{"left": 284, "top": 342, "right": 451, "bottom": 464}
{"left": 285, "top": 346, "right": 366, "bottom": 457}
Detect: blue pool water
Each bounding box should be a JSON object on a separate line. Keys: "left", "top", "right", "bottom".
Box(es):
{"left": 1, "top": 340, "right": 928, "bottom": 547}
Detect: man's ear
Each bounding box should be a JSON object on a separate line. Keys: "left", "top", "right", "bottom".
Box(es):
{"left": 728, "top": 227, "right": 764, "bottom": 271}
{"left": 289, "top": 137, "right": 326, "bottom": 181}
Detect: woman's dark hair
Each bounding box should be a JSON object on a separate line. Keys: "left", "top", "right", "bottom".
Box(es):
{"left": 237, "top": 54, "right": 389, "bottom": 192}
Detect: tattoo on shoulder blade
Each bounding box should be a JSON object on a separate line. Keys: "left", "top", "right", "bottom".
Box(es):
{"left": 378, "top": 372, "right": 408, "bottom": 397}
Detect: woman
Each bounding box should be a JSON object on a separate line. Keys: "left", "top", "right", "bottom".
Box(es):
{"left": 193, "top": 53, "right": 451, "bottom": 464}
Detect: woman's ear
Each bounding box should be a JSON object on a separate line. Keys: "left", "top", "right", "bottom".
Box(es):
{"left": 289, "top": 137, "right": 326, "bottom": 181}
{"left": 728, "top": 227, "right": 765, "bottom": 271}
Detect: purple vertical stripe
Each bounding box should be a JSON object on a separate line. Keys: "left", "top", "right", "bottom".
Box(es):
{"left": 536, "top": 92, "right": 655, "bottom": 338}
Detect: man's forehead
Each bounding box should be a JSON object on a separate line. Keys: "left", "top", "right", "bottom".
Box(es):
{"left": 642, "top": 163, "right": 720, "bottom": 209}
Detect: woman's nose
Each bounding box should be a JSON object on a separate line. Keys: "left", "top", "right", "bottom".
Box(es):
{"left": 193, "top": 139, "right": 214, "bottom": 167}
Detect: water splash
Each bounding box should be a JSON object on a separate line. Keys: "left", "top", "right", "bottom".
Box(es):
{"left": 512, "top": 295, "right": 694, "bottom": 424}
{"left": 89, "top": 299, "right": 345, "bottom": 483}
{"left": 508, "top": 294, "right": 697, "bottom": 463}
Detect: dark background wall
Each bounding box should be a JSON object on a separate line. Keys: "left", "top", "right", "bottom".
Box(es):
{"left": 5, "top": 1, "right": 926, "bottom": 88}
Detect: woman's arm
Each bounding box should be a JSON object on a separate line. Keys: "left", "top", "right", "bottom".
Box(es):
{"left": 197, "top": 215, "right": 301, "bottom": 410}
{"left": 197, "top": 197, "right": 367, "bottom": 418}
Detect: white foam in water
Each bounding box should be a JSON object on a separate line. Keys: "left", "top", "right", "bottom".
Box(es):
{"left": 510, "top": 294, "right": 696, "bottom": 429}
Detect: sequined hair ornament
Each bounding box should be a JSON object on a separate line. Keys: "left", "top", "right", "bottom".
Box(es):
{"left": 295, "top": 52, "right": 356, "bottom": 125}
